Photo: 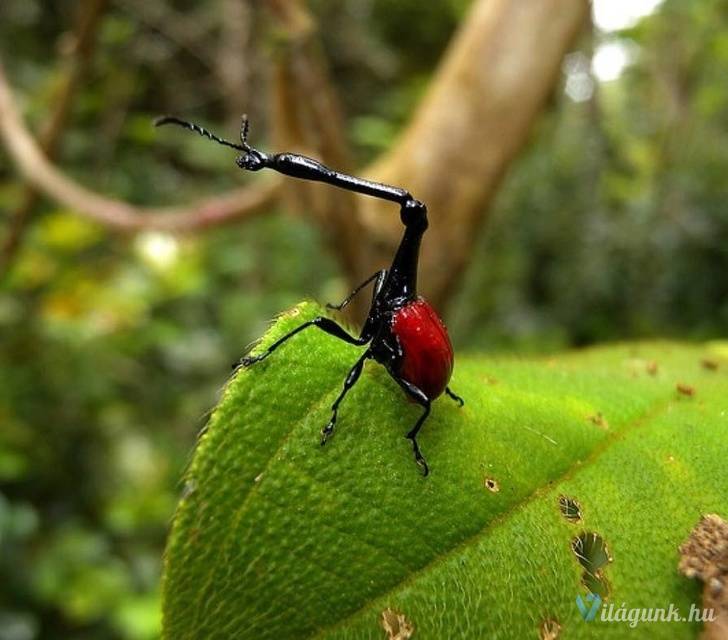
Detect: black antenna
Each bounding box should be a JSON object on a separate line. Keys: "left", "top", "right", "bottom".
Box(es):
{"left": 239, "top": 114, "right": 251, "bottom": 151}
{"left": 154, "top": 116, "right": 246, "bottom": 152}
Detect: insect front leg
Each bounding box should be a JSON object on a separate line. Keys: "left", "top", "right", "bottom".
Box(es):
{"left": 326, "top": 270, "right": 387, "bottom": 312}
{"left": 395, "top": 378, "right": 432, "bottom": 476}
{"left": 239, "top": 317, "right": 369, "bottom": 367}
{"left": 321, "top": 350, "right": 370, "bottom": 445}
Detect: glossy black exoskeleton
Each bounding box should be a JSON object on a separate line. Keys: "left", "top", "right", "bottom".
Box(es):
{"left": 156, "top": 115, "right": 464, "bottom": 475}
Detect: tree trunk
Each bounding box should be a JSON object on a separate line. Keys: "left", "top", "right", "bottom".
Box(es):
{"left": 359, "top": 0, "right": 590, "bottom": 312}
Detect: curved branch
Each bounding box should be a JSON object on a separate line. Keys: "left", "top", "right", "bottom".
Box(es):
{"left": 1, "top": 0, "right": 108, "bottom": 277}
{"left": 0, "top": 61, "right": 279, "bottom": 232}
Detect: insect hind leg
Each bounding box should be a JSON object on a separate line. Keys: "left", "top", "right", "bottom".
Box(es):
{"left": 321, "top": 350, "right": 370, "bottom": 445}
{"left": 395, "top": 378, "right": 432, "bottom": 476}
{"left": 445, "top": 386, "right": 464, "bottom": 407}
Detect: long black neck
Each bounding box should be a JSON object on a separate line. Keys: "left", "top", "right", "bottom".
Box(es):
{"left": 225, "top": 131, "right": 431, "bottom": 303}
{"left": 382, "top": 201, "right": 428, "bottom": 302}
{"left": 154, "top": 116, "right": 430, "bottom": 302}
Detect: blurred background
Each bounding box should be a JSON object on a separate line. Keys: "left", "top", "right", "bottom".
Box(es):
{"left": 1, "top": 0, "right": 727, "bottom": 638}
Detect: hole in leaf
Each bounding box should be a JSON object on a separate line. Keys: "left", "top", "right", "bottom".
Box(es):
{"left": 381, "top": 608, "right": 414, "bottom": 640}
{"left": 558, "top": 495, "right": 582, "bottom": 523}
{"left": 484, "top": 477, "right": 500, "bottom": 493}
{"left": 588, "top": 413, "right": 609, "bottom": 429}
{"left": 701, "top": 358, "right": 719, "bottom": 371}
{"left": 572, "top": 531, "right": 612, "bottom": 598}
{"left": 676, "top": 383, "right": 695, "bottom": 397}
{"left": 581, "top": 570, "right": 609, "bottom": 598}
{"left": 539, "top": 618, "right": 561, "bottom": 640}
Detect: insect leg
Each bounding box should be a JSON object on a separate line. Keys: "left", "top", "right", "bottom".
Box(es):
{"left": 326, "top": 269, "right": 387, "bottom": 312}
{"left": 445, "top": 386, "right": 465, "bottom": 407}
{"left": 395, "top": 378, "right": 432, "bottom": 476}
{"left": 321, "top": 350, "right": 370, "bottom": 445}
{"left": 239, "top": 317, "right": 368, "bottom": 367}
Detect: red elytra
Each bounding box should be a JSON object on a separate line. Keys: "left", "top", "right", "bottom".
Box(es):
{"left": 391, "top": 298, "right": 454, "bottom": 400}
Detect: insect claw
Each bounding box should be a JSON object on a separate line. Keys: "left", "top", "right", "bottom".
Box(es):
{"left": 240, "top": 355, "right": 261, "bottom": 367}
{"left": 406, "top": 435, "right": 429, "bottom": 476}
{"left": 413, "top": 449, "right": 429, "bottom": 476}
{"left": 446, "top": 387, "right": 465, "bottom": 407}
{"left": 320, "top": 421, "right": 335, "bottom": 446}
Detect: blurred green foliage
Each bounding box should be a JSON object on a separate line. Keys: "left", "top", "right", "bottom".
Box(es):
{"left": 451, "top": 0, "right": 728, "bottom": 349}
{"left": 0, "top": 0, "right": 727, "bottom": 638}
{"left": 163, "top": 303, "right": 728, "bottom": 640}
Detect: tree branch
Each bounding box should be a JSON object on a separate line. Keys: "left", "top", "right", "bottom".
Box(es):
{"left": 1, "top": 0, "right": 107, "bottom": 274}
{"left": 0, "top": 60, "right": 279, "bottom": 233}
{"left": 360, "top": 0, "right": 590, "bottom": 310}
{"left": 265, "top": 0, "right": 589, "bottom": 312}
{"left": 265, "top": 0, "right": 368, "bottom": 299}
{"left": 1, "top": 0, "right": 589, "bottom": 311}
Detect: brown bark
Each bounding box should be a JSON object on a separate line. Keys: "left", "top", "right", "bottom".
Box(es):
{"left": 266, "top": 0, "right": 367, "bottom": 293}
{"left": 266, "top": 0, "right": 589, "bottom": 312}
{"left": 0, "top": 61, "right": 279, "bottom": 232}
{"left": 217, "top": 0, "right": 253, "bottom": 124}
{"left": 360, "top": 0, "right": 590, "bottom": 311}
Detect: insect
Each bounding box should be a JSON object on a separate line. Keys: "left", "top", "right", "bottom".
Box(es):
{"left": 156, "top": 115, "right": 464, "bottom": 475}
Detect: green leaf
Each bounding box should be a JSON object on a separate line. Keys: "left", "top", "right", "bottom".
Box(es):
{"left": 162, "top": 302, "right": 728, "bottom": 639}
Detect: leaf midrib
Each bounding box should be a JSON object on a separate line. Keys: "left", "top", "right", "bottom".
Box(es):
{"left": 305, "top": 393, "right": 675, "bottom": 640}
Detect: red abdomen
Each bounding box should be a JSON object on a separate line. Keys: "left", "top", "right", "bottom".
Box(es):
{"left": 391, "top": 298, "right": 454, "bottom": 399}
